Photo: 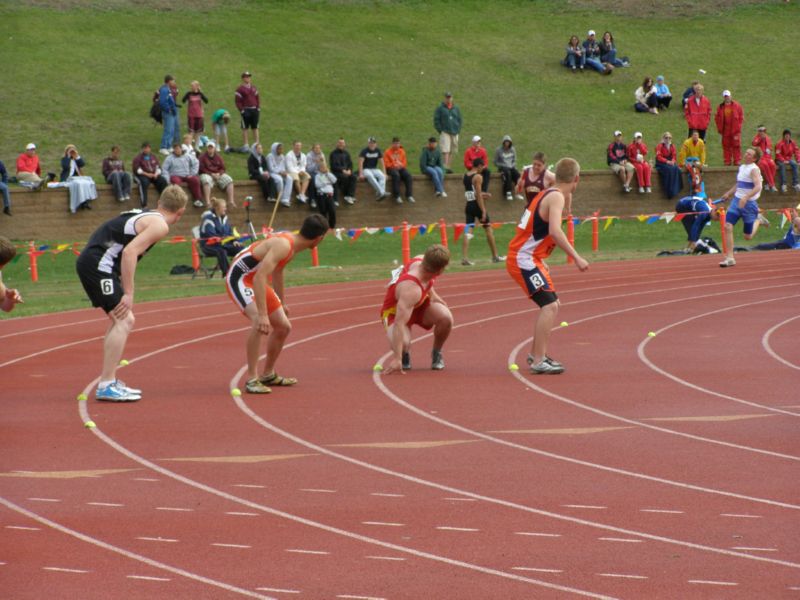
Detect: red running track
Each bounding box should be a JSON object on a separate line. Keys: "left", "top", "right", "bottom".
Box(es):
{"left": 1, "top": 251, "right": 799, "bottom": 599}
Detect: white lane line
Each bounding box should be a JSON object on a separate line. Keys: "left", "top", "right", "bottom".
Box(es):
{"left": 127, "top": 574, "right": 172, "bottom": 582}
{"left": 362, "top": 521, "right": 405, "bottom": 527}
{"left": 435, "top": 526, "right": 480, "bottom": 532}
{"left": 285, "top": 549, "right": 329, "bottom": 555}
{"left": 732, "top": 547, "right": 778, "bottom": 552}
{"left": 598, "top": 573, "right": 648, "bottom": 580}
{"left": 256, "top": 588, "right": 300, "bottom": 594}
{"left": 513, "top": 567, "right": 564, "bottom": 573}
{"left": 370, "top": 492, "right": 404, "bottom": 498}
{"left": 598, "top": 537, "right": 642, "bottom": 543}
{"left": 337, "top": 595, "right": 386, "bottom": 600}
{"left": 763, "top": 315, "right": 800, "bottom": 370}
{"left": 300, "top": 488, "right": 337, "bottom": 493}
{"left": 136, "top": 536, "right": 179, "bottom": 543}
{"left": 212, "top": 543, "right": 251, "bottom": 549}
{"left": 42, "top": 566, "right": 89, "bottom": 574}
{"left": 444, "top": 497, "right": 477, "bottom": 502}
{"left": 563, "top": 504, "right": 607, "bottom": 510}
{"left": 226, "top": 511, "right": 259, "bottom": 517}
{"left": 232, "top": 484, "right": 266, "bottom": 489}
{"left": 640, "top": 508, "right": 684, "bottom": 514}
{"left": 366, "top": 556, "right": 406, "bottom": 562}
{"left": 5, "top": 525, "right": 40, "bottom": 531}
{"left": 0, "top": 561, "right": 6, "bottom": 565}
{"left": 721, "top": 513, "right": 762, "bottom": 519}
{"left": 688, "top": 579, "right": 738, "bottom": 586}
{"left": 788, "top": 586, "right": 800, "bottom": 590}
{"left": 133, "top": 477, "right": 160, "bottom": 482}
{"left": 27, "top": 497, "right": 61, "bottom": 503}
{"left": 87, "top": 502, "right": 124, "bottom": 507}
{"left": 156, "top": 507, "right": 194, "bottom": 512}
{"left": 514, "top": 532, "right": 562, "bottom": 538}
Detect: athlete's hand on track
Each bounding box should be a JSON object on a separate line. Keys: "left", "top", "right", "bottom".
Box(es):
{"left": 384, "top": 356, "right": 405, "bottom": 375}
{"left": 255, "top": 314, "right": 271, "bottom": 335}
{"left": 112, "top": 294, "right": 133, "bottom": 319}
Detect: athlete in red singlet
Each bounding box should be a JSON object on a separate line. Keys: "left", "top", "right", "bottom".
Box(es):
{"left": 517, "top": 151, "right": 556, "bottom": 202}
{"left": 506, "top": 158, "right": 588, "bottom": 375}
{"left": 225, "top": 214, "right": 329, "bottom": 393}
{"left": 380, "top": 244, "right": 453, "bottom": 373}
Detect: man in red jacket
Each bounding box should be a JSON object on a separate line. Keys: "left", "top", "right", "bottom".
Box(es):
{"left": 684, "top": 83, "right": 711, "bottom": 141}
{"left": 714, "top": 90, "right": 745, "bottom": 166}
{"left": 235, "top": 71, "right": 260, "bottom": 151}
{"left": 463, "top": 135, "right": 490, "bottom": 193}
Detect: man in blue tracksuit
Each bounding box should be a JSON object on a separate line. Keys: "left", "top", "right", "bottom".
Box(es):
{"left": 675, "top": 195, "right": 721, "bottom": 253}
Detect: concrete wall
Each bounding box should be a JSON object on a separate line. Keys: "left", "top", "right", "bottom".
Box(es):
{"left": 2, "top": 168, "right": 796, "bottom": 241}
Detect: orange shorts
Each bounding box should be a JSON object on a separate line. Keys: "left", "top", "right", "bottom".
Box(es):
{"left": 226, "top": 271, "right": 283, "bottom": 316}
{"left": 507, "top": 260, "right": 558, "bottom": 306}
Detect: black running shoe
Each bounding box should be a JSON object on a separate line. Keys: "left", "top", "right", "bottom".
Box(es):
{"left": 402, "top": 351, "right": 411, "bottom": 370}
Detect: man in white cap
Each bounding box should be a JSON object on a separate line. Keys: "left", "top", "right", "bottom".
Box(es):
{"left": 16, "top": 143, "right": 48, "bottom": 190}
{"left": 463, "top": 135, "right": 490, "bottom": 194}
{"left": 714, "top": 90, "right": 745, "bottom": 166}
{"left": 606, "top": 131, "right": 634, "bottom": 192}
{"left": 582, "top": 30, "right": 607, "bottom": 73}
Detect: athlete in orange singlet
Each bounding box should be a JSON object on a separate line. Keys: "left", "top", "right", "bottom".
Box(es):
{"left": 226, "top": 214, "right": 328, "bottom": 393}
{"left": 380, "top": 244, "right": 452, "bottom": 374}
{"left": 506, "top": 158, "right": 588, "bottom": 375}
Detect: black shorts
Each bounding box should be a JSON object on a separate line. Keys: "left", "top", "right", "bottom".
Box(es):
{"left": 76, "top": 259, "right": 123, "bottom": 313}
{"left": 241, "top": 108, "right": 259, "bottom": 130}
{"left": 465, "top": 201, "right": 490, "bottom": 226}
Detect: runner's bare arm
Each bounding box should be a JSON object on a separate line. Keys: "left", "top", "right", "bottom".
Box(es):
{"left": 545, "top": 193, "right": 589, "bottom": 271}
{"left": 115, "top": 216, "right": 169, "bottom": 318}
{"left": 385, "top": 281, "right": 422, "bottom": 374}
{"left": 252, "top": 237, "right": 291, "bottom": 320}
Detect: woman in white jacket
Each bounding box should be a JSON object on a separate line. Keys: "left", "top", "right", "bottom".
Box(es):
{"left": 267, "top": 142, "right": 293, "bottom": 207}
{"left": 285, "top": 141, "right": 310, "bottom": 204}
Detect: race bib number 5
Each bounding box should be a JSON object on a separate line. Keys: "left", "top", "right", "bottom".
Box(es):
{"left": 100, "top": 279, "right": 114, "bottom": 295}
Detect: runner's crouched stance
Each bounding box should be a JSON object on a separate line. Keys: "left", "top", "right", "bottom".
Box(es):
{"left": 380, "top": 244, "right": 453, "bottom": 374}
{"left": 506, "top": 158, "right": 589, "bottom": 375}
{"left": 76, "top": 185, "right": 188, "bottom": 401}
{"left": 226, "top": 214, "right": 328, "bottom": 394}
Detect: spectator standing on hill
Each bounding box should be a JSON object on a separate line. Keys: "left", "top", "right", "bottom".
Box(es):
{"left": 158, "top": 75, "right": 180, "bottom": 155}
{"left": 314, "top": 160, "right": 337, "bottom": 229}
{"left": 607, "top": 130, "right": 634, "bottom": 193}
{"left": 267, "top": 142, "right": 293, "bottom": 207}
{"left": 461, "top": 158, "right": 504, "bottom": 266}
{"left": 212, "top": 109, "right": 231, "bottom": 152}
{"left": 199, "top": 141, "right": 236, "bottom": 209}
{"left": 235, "top": 71, "right": 260, "bottom": 151}
{"left": 684, "top": 83, "right": 711, "bottom": 141}
{"left": 358, "top": 137, "right": 389, "bottom": 201}
{"left": 714, "top": 90, "right": 744, "bottom": 166}
{"left": 517, "top": 152, "right": 555, "bottom": 201}
{"left": 102, "top": 145, "right": 132, "bottom": 202}
{"left": 463, "top": 136, "right": 490, "bottom": 193}
{"left": 634, "top": 77, "right": 659, "bottom": 114}
{"left": 182, "top": 81, "right": 209, "bottom": 149}
{"left": 162, "top": 142, "right": 202, "bottom": 207}
{"left": 248, "top": 143, "right": 274, "bottom": 202}
{"left": 306, "top": 143, "right": 325, "bottom": 208}
{"left": 719, "top": 147, "right": 765, "bottom": 268}
{"left": 627, "top": 132, "right": 652, "bottom": 193}
{"left": 599, "top": 31, "right": 629, "bottom": 67}
{"left": 655, "top": 132, "right": 682, "bottom": 199}
{"left": 384, "top": 137, "right": 415, "bottom": 205}
{"left": 61, "top": 144, "right": 97, "bottom": 213}
{"left": 199, "top": 197, "right": 241, "bottom": 274}
{"left": 433, "top": 92, "right": 462, "bottom": 173}
{"left": 678, "top": 129, "right": 707, "bottom": 168}
{"left": 582, "top": 30, "right": 609, "bottom": 74}
{"left": 420, "top": 137, "right": 447, "bottom": 197}
{"left": 494, "top": 135, "right": 522, "bottom": 201}
{"left": 563, "top": 35, "right": 585, "bottom": 72}
{"left": 0, "top": 160, "right": 10, "bottom": 216}
{"left": 654, "top": 75, "right": 672, "bottom": 110}
{"left": 0, "top": 237, "right": 23, "bottom": 311}
{"left": 752, "top": 126, "right": 778, "bottom": 192}
{"left": 330, "top": 138, "right": 357, "bottom": 206}
{"left": 682, "top": 81, "right": 699, "bottom": 108}
{"left": 16, "top": 143, "right": 48, "bottom": 190}
{"left": 132, "top": 142, "right": 168, "bottom": 207}
{"left": 775, "top": 129, "right": 800, "bottom": 193}
{"left": 285, "top": 141, "right": 310, "bottom": 204}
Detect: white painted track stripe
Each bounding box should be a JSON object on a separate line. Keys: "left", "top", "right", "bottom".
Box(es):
{"left": 6, "top": 525, "right": 40, "bottom": 531}
{"left": 155, "top": 507, "right": 194, "bottom": 512}
{"left": 563, "top": 504, "right": 607, "bottom": 510}
{"left": 514, "top": 532, "right": 562, "bottom": 538}
{"left": 136, "top": 537, "right": 179, "bottom": 543}
{"left": 640, "top": 509, "right": 684, "bottom": 514}
{"left": 598, "top": 537, "right": 643, "bottom": 543}
{"left": 255, "top": 588, "right": 301, "bottom": 594}
{"left": 688, "top": 579, "right": 738, "bottom": 586}
{"left": 285, "top": 549, "right": 329, "bottom": 555}
{"left": 732, "top": 547, "right": 777, "bottom": 552}
{"left": 366, "top": 556, "right": 406, "bottom": 561}
{"left": 127, "top": 574, "right": 171, "bottom": 581}
{"left": 212, "top": 543, "right": 251, "bottom": 549}
{"left": 42, "top": 566, "right": 89, "bottom": 573}
{"left": 598, "top": 573, "right": 647, "bottom": 580}
{"left": 362, "top": 521, "right": 405, "bottom": 527}
{"left": 513, "top": 567, "right": 563, "bottom": 573}
{"left": 762, "top": 315, "right": 800, "bottom": 371}
{"left": 27, "top": 498, "right": 60, "bottom": 503}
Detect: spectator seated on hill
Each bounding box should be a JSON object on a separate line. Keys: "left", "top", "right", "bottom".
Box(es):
{"left": 102, "top": 145, "right": 132, "bottom": 202}
{"left": 752, "top": 126, "right": 778, "bottom": 192}
{"left": 267, "top": 142, "right": 294, "bottom": 207}
{"left": 0, "top": 160, "right": 11, "bottom": 216}
{"left": 199, "top": 197, "right": 241, "bottom": 274}
{"left": 162, "top": 142, "right": 202, "bottom": 207}
{"left": 582, "top": 30, "right": 610, "bottom": 74}
{"left": 494, "top": 135, "right": 523, "bottom": 201}
{"left": 654, "top": 75, "right": 672, "bottom": 110}
{"left": 384, "top": 137, "right": 415, "bottom": 204}
{"left": 775, "top": 129, "right": 800, "bottom": 193}
{"left": 132, "top": 142, "right": 168, "bottom": 208}
{"left": 599, "top": 31, "right": 629, "bottom": 67}
{"left": 247, "top": 143, "right": 276, "bottom": 202}
{"left": 181, "top": 134, "right": 198, "bottom": 160}
{"left": 675, "top": 195, "right": 721, "bottom": 253}
{"left": 627, "top": 132, "right": 652, "bottom": 193}
{"left": 330, "top": 138, "right": 357, "bottom": 206}
{"left": 463, "top": 135, "right": 491, "bottom": 193}
{"left": 678, "top": 130, "right": 707, "bottom": 177}
{"left": 634, "top": 77, "right": 659, "bottom": 114}
{"left": 655, "top": 132, "right": 682, "bottom": 199}
{"left": 199, "top": 141, "right": 235, "bottom": 209}
{"left": 313, "top": 160, "right": 337, "bottom": 229}
{"left": 16, "top": 143, "right": 53, "bottom": 190}
{"left": 286, "top": 141, "right": 311, "bottom": 204}
{"left": 607, "top": 130, "right": 634, "bottom": 193}
{"left": 743, "top": 208, "right": 800, "bottom": 250}
{"left": 358, "top": 137, "right": 389, "bottom": 201}
{"left": 306, "top": 143, "right": 325, "bottom": 208}
{"left": 60, "top": 144, "right": 97, "bottom": 213}
{"left": 420, "top": 136, "right": 447, "bottom": 197}
{"left": 562, "top": 35, "right": 586, "bottom": 72}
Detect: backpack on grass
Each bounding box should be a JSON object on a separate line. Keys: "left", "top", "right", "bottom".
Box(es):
{"left": 149, "top": 90, "right": 162, "bottom": 124}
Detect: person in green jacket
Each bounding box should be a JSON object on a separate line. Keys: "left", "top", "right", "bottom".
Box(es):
{"left": 420, "top": 137, "right": 447, "bottom": 197}
{"left": 433, "top": 91, "right": 462, "bottom": 173}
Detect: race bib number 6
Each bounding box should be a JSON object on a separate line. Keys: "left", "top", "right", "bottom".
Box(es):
{"left": 100, "top": 279, "right": 114, "bottom": 295}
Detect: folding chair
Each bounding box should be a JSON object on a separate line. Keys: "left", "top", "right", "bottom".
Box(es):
{"left": 191, "top": 226, "right": 221, "bottom": 279}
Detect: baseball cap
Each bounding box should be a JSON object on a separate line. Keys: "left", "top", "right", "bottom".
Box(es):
{"left": 444, "top": 91, "right": 452, "bottom": 97}
{"left": 722, "top": 89, "right": 731, "bottom": 97}
{"left": 26, "top": 143, "right": 36, "bottom": 150}
{"left": 757, "top": 125, "right": 767, "bottom": 132}
{"left": 656, "top": 75, "right": 664, "bottom": 81}
{"left": 634, "top": 131, "right": 642, "bottom": 138}
{"left": 587, "top": 29, "right": 596, "bottom": 36}
{"left": 613, "top": 130, "right": 622, "bottom": 136}
{"left": 206, "top": 140, "right": 216, "bottom": 148}
{"left": 367, "top": 136, "right": 376, "bottom": 143}
{"left": 472, "top": 135, "right": 481, "bottom": 143}
{"left": 241, "top": 71, "right": 252, "bottom": 78}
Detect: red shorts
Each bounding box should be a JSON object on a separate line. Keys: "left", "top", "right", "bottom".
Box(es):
{"left": 381, "top": 297, "right": 433, "bottom": 330}
{"left": 188, "top": 116, "right": 204, "bottom": 133}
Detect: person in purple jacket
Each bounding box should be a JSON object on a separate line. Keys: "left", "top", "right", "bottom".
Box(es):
{"left": 235, "top": 71, "right": 260, "bottom": 151}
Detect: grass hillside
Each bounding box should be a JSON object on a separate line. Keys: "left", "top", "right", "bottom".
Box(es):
{"left": 1, "top": 0, "right": 797, "bottom": 184}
